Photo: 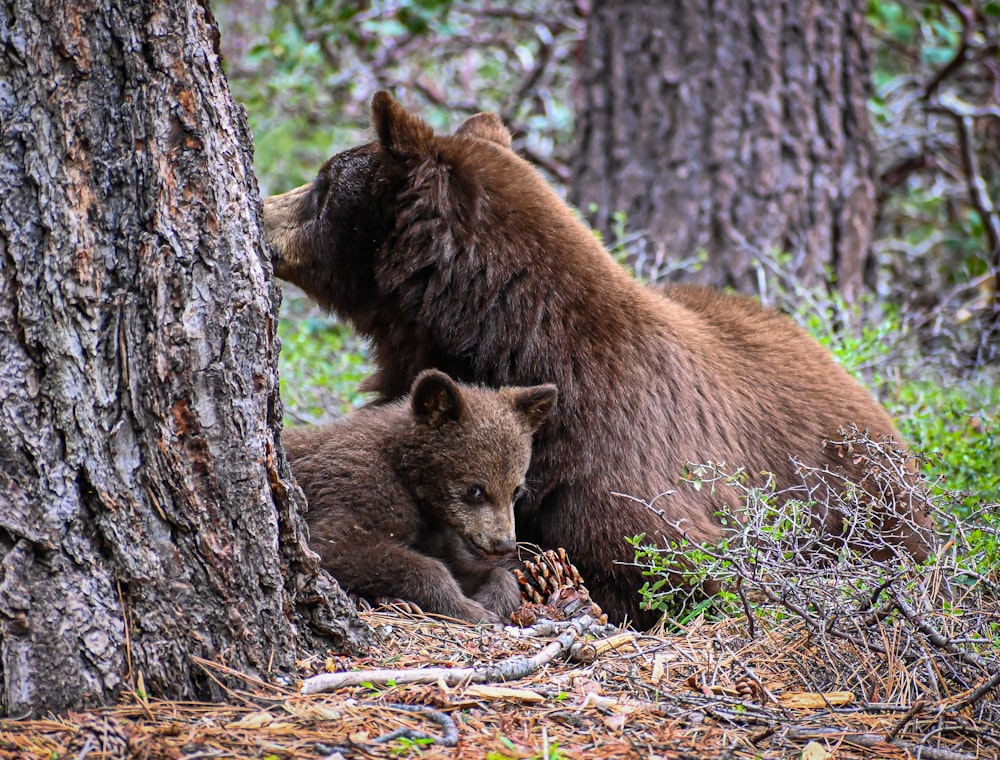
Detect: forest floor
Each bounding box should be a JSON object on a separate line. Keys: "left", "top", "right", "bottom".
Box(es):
{"left": 3, "top": 597, "right": 998, "bottom": 760}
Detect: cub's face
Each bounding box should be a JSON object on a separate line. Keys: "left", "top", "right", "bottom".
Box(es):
{"left": 432, "top": 422, "right": 531, "bottom": 558}
{"left": 404, "top": 371, "right": 557, "bottom": 558}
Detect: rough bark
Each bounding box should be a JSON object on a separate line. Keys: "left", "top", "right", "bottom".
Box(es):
{"left": 0, "top": 0, "right": 370, "bottom": 717}
{"left": 569, "top": 0, "right": 877, "bottom": 299}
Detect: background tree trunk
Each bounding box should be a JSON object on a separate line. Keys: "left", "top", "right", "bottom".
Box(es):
{"left": 0, "top": 0, "right": 370, "bottom": 717}
{"left": 569, "top": 0, "right": 877, "bottom": 300}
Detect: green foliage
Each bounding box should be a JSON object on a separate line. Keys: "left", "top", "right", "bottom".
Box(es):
{"left": 892, "top": 377, "right": 1000, "bottom": 510}
{"left": 277, "top": 299, "right": 371, "bottom": 425}
{"left": 219, "top": 0, "right": 581, "bottom": 195}
{"left": 866, "top": 0, "right": 999, "bottom": 358}
{"left": 389, "top": 735, "right": 435, "bottom": 757}
{"left": 630, "top": 457, "right": 999, "bottom": 628}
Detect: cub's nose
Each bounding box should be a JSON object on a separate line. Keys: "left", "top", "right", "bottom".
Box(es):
{"left": 492, "top": 538, "right": 517, "bottom": 556}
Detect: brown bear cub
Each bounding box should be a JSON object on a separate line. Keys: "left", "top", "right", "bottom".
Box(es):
{"left": 265, "top": 92, "right": 935, "bottom": 628}
{"left": 284, "top": 369, "right": 557, "bottom": 624}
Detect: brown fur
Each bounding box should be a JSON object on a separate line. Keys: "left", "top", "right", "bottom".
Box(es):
{"left": 265, "top": 92, "right": 935, "bottom": 628}
{"left": 284, "top": 369, "right": 557, "bottom": 623}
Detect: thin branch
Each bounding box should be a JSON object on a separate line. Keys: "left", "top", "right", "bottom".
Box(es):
{"left": 299, "top": 615, "right": 595, "bottom": 694}
{"left": 883, "top": 698, "right": 924, "bottom": 742}
{"left": 371, "top": 704, "right": 459, "bottom": 747}
{"left": 948, "top": 668, "right": 1000, "bottom": 713}
{"left": 891, "top": 587, "right": 997, "bottom": 675}
{"left": 786, "top": 726, "right": 979, "bottom": 760}
{"left": 921, "top": 0, "right": 974, "bottom": 101}
{"left": 950, "top": 104, "right": 1000, "bottom": 296}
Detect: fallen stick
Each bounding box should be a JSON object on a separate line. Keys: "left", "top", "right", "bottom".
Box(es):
{"left": 950, "top": 668, "right": 1000, "bottom": 713}
{"left": 569, "top": 631, "right": 636, "bottom": 663}
{"left": 786, "top": 727, "right": 979, "bottom": 760}
{"left": 300, "top": 615, "right": 595, "bottom": 695}
{"left": 371, "top": 704, "right": 459, "bottom": 747}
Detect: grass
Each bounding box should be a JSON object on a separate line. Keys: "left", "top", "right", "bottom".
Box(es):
{"left": 277, "top": 291, "right": 372, "bottom": 426}
{"left": 892, "top": 376, "right": 1000, "bottom": 505}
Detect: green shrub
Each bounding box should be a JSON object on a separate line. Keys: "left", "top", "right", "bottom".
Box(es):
{"left": 629, "top": 453, "right": 998, "bottom": 629}
{"left": 277, "top": 296, "right": 372, "bottom": 426}
{"left": 892, "top": 377, "right": 1000, "bottom": 510}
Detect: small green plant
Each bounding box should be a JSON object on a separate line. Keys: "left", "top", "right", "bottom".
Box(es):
{"left": 629, "top": 441, "right": 942, "bottom": 623}
{"left": 486, "top": 735, "right": 520, "bottom": 760}
{"left": 358, "top": 680, "right": 386, "bottom": 698}
{"left": 389, "top": 735, "right": 435, "bottom": 757}
{"left": 277, "top": 301, "right": 372, "bottom": 425}
{"left": 540, "top": 742, "right": 566, "bottom": 760}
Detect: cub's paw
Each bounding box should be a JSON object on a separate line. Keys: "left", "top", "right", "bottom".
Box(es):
{"left": 473, "top": 568, "right": 522, "bottom": 620}
{"left": 452, "top": 597, "right": 502, "bottom": 625}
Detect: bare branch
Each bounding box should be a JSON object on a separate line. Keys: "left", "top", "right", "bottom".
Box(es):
{"left": 786, "top": 726, "right": 980, "bottom": 760}
{"left": 921, "top": 0, "right": 974, "bottom": 101}
{"left": 299, "top": 614, "right": 595, "bottom": 694}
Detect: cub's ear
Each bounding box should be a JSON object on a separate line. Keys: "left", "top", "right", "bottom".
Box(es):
{"left": 503, "top": 385, "right": 558, "bottom": 433}
{"left": 371, "top": 91, "right": 435, "bottom": 161}
{"left": 411, "top": 370, "right": 465, "bottom": 428}
{"left": 455, "top": 112, "right": 512, "bottom": 148}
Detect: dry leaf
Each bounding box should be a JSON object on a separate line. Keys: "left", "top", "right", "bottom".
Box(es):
{"left": 226, "top": 711, "right": 275, "bottom": 729}
{"left": 463, "top": 684, "right": 545, "bottom": 703}
{"left": 650, "top": 652, "right": 668, "bottom": 684}
{"left": 801, "top": 740, "right": 833, "bottom": 759}
{"left": 602, "top": 713, "right": 628, "bottom": 731}
{"left": 780, "top": 691, "right": 855, "bottom": 709}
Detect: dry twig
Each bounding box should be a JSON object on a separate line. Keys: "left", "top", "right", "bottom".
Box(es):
{"left": 300, "top": 614, "right": 595, "bottom": 694}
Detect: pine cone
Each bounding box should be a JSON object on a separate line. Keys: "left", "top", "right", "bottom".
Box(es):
{"left": 63, "top": 714, "right": 133, "bottom": 758}
{"left": 515, "top": 548, "right": 607, "bottom": 624}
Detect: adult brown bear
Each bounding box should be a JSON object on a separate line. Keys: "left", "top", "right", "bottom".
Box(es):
{"left": 264, "top": 92, "right": 934, "bottom": 628}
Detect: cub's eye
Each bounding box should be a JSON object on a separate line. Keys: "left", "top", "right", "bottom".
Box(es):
{"left": 464, "top": 484, "right": 486, "bottom": 505}
{"left": 514, "top": 484, "right": 527, "bottom": 502}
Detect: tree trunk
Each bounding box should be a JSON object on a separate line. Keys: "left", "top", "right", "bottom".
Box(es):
{"left": 0, "top": 0, "right": 370, "bottom": 718}
{"left": 570, "top": 0, "right": 877, "bottom": 300}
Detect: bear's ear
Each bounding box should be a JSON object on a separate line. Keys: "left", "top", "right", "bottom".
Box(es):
{"left": 411, "top": 370, "right": 465, "bottom": 428}
{"left": 503, "top": 385, "right": 558, "bottom": 433}
{"left": 371, "top": 91, "right": 435, "bottom": 161}
{"left": 455, "top": 112, "right": 512, "bottom": 148}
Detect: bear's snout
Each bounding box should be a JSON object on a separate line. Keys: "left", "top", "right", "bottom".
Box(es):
{"left": 488, "top": 538, "right": 517, "bottom": 556}
{"left": 262, "top": 184, "right": 311, "bottom": 269}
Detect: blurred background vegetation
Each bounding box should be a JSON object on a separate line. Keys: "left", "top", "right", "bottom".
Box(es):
{"left": 213, "top": 0, "right": 997, "bottom": 505}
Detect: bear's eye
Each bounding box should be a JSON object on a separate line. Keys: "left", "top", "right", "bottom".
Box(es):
{"left": 464, "top": 484, "right": 487, "bottom": 505}
{"left": 514, "top": 484, "right": 528, "bottom": 502}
